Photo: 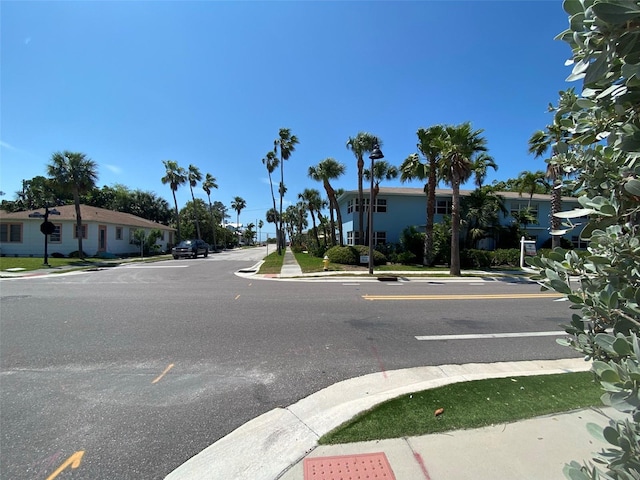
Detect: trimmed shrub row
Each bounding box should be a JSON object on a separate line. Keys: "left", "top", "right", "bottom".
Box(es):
{"left": 325, "top": 245, "right": 387, "bottom": 266}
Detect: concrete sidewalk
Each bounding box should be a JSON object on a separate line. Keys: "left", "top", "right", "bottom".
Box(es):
{"left": 165, "top": 358, "right": 615, "bottom": 480}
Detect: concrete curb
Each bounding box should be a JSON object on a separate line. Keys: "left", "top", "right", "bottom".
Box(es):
{"left": 165, "top": 358, "right": 590, "bottom": 480}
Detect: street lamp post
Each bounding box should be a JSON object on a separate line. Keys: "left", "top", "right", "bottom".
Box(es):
{"left": 29, "top": 206, "right": 60, "bottom": 266}
{"left": 368, "top": 142, "right": 384, "bottom": 274}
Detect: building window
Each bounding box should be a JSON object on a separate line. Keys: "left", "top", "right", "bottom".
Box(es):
{"left": 347, "top": 231, "right": 362, "bottom": 245}
{"left": 373, "top": 231, "right": 386, "bottom": 245}
{"left": 115, "top": 227, "right": 123, "bottom": 240}
{"left": 0, "top": 223, "right": 23, "bottom": 243}
{"left": 511, "top": 202, "right": 538, "bottom": 219}
{"left": 374, "top": 199, "right": 387, "bottom": 213}
{"left": 348, "top": 198, "right": 386, "bottom": 214}
{"left": 73, "top": 224, "right": 88, "bottom": 239}
{"left": 49, "top": 224, "right": 62, "bottom": 243}
{"left": 436, "top": 200, "right": 452, "bottom": 215}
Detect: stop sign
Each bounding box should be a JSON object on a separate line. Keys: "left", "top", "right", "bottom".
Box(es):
{"left": 40, "top": 221, "right": 56, "bottom": 235}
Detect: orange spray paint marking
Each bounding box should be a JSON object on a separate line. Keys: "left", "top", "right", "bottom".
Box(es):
{"left": 45, "top": 451, "right": 84, "bottom": 480}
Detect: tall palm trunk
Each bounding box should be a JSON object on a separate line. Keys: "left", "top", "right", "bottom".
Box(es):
{"left": 309, "top": 210, "right": 319, "bottom": 246}
{"left": 207, "top": 196, "right": 217, "bottom": 250}
{"left": 172, "top": 190, "right": 181, "bottom": 242}
{"left": 550, "top": 174, "right": 562, "bottom": 249}
{"left": 357, "top": 156, "right": 364, "bottom": 245}
{"left": 425, "top": 161, "right": 437, "bottom": 266}
{"left": 325, "top": 181, "right": 343, "bottom": 246}
{"left": 267, "top": 167, "right": 280, "bottom": 251}
{"left": 190, "top": 186, "right": 202, "bottom": 239}
{"left": 450, "top": 172, "right": 462, "bottom": 276}
{"left": 279, "top": 163, "right": 284, "bottom": 252}
{"left": 73, "top": 190, "right": 84, "bottom": 259}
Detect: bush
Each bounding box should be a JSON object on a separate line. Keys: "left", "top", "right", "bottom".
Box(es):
{"left": 353, "top": 245, "right": 387, "bottom": 265}
{"left": 308, "top": 243, "right": 328, "bottom": 258}
{"left": 460, "top": 249, "right": 492, "bottom": 269}
{"left": 396, "top": 251, "right": 417, "bottom": 265}
{"left": 400, "top": 226, "right": 424, "bottom": 263}
{"left": 491, "top": 249, "right": 520, "bottom": 267}
{"left": 326, "top": 245, "right": 387, "bottom": 265}
{"left": 68, "top": 250, "right": 88, "bottom": 258}
{"left": 326, "top": 245, "right": 359, "bottom": 265}
{"left": 50, "top": 252, "right": 65, "bottom": 258}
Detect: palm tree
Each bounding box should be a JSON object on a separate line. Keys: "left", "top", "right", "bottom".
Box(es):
{"left": 274, "top": 128, "right": 299, "bottom": 254}
{"left": 399, "top": 125, "right": 447, "bottom": 266}
{"left": 244, "top": 223, "right": 256, "bottom": 245}
{"left": 515, "top": 170, "right": 548, "bottom": 208}
{"left": 528, "top": 128, "right": 566, "bottom": 249}
{"left": 460, "top": 186, "right": 507, "bottom": 249}
{"left": 528, "top": 89, "right": 578, "bottom": 249}
{"left": 257, "top": 219, "right": 264, "bottom": 245}
{"left": 47, "top": 151, "right": 98, "bottom": 259}
{"left": 441, "top": 122, "right": 487, "bottom": 276}
{"left": 471, "top": 153, "right": 498, "bottom": 188}
{"left": 231, "top": 196, "right": 246, "bottom": 241}
{"left": 363, "top": 160, "right": 398, "bottom": 246}
{"left": 298, "top": 188, "right": 323, "bottom": 247}
{"left": 308, "top": 158, "right": 346, "bottom": 246}
{"left": 187, "top": 165, "right": 203, "bottom": 239}
{"left": 161, "top": 160, "right": 187, "bottom": 242}
{"left": 262, "top": 151, "right": 279, "bottom": 240}
{"left": 346, "top": 132, "right": 380, "bottom": 245}
{"left": 202, "top": 173, "right": 219, "bottom": 249}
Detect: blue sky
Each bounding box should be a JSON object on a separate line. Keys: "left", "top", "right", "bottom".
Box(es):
{"left": 1, "top": 1, "right": 574, "bottom": 236}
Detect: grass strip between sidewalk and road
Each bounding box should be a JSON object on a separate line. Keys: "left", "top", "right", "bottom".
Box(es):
{"left": 319, "top": 371, "right": 602, "bottom": 445}
{"left": 258, "top": 249, "right": 286, "bottom": 274}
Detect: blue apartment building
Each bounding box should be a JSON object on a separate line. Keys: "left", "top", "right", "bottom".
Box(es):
{"left": 336, "top": 187, "right": 586, "bottom": 250}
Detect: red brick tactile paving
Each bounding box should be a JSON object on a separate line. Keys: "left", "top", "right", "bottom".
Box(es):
{"left": 304, "top": 452, "right": 396, "bottom": 480}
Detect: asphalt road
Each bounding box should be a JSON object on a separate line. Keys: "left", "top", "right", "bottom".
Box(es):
{"left": 0, "top": 248, "right": 578, "bottom": 479}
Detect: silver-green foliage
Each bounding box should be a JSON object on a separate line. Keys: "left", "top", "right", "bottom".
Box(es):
{"left": 528, "top": 1, "right": 640, "bottom": 478}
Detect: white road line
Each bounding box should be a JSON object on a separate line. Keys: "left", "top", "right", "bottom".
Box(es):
{"left": 123, "top": 265, "right": 189, "bottom": 268}
{"left": 415, "top": 331, "right": 567, "bottom": 341}
{"left": 342, "top": 283, "right": 361, "bottom": 286}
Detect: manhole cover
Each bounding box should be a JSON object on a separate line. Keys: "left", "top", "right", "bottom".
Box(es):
{"left": 304, "top": 452, "right": 395, "bottom": 479}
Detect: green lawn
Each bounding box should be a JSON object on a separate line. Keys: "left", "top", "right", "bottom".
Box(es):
{"left": 320, "top": 371, "right": 602, "bottom": 444}
{"left": 0, "top": 255, "right": 170, "bottom": 272}
{"left": 258, "top": 250, "right": 286, "bottom": 274}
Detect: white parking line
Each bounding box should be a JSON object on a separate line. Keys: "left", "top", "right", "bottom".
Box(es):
{"left": 415, "top": 331, "right": 567, "bottom": 341}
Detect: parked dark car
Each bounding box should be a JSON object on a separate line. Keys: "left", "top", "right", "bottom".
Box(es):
{"left": 172, "top": 239, "right": 209, "bottom": 259}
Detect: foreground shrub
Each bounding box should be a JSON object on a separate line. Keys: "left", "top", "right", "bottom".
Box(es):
{"left": 325, "top": 246, "right": 358, "bottom": 265}
{"left": 491, "top": 249, "right": 520, "bottom": 267}
{"left": 460, "top": 249, "right": 492, "bottom": 269}
{"left": 326, "top": 245, "right": 387, "bottom": 265}
{"left": 353, "top": 245, "right": 387, "bottom": 266}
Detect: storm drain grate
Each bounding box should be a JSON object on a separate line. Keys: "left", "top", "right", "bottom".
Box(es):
{"left": 304, "top": 452, "right": 396, "bottom": 480}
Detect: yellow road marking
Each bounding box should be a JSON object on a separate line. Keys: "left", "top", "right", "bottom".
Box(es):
{"left": 152, "top": 363, "right": 174, "bottom": 384}
{"left": 46, "top": 451, "right": 84, "bottom": 480}
{"left": 362, "top": 293, "right": 562, "bottom": 301}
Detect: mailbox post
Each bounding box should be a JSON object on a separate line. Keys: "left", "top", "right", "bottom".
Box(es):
{"left": 29, "top": 207, "right": 60, "bottom": 266}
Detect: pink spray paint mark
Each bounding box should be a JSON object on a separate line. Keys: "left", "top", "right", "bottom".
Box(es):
{"left": 413, "top": 452, "right": 432, "bottom": 480}
{"left": 371, "top": 345, "right": 387, "bottom": 378}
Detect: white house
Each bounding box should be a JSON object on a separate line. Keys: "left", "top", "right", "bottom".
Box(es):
{"left": 0, "top": 204, "right": 176, "bottom": 257}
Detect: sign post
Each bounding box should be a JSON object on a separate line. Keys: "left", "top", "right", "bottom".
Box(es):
{"left": 29, "top": 207, "right": 60, "bottom": 266}
{"left": 520, "top": 236, "right": 537, "bottom": 269}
